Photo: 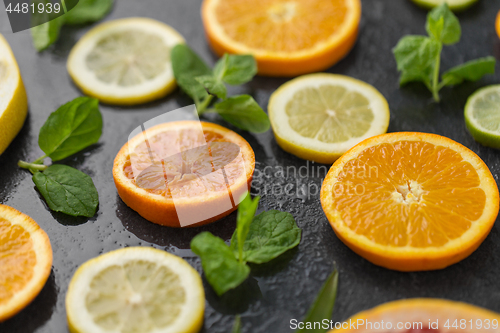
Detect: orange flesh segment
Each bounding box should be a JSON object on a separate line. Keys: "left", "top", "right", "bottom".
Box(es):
{"left": 214, "top": 0, "right": 349, "bottom": 52}
{"left": 124, "top": 129, "right": 245, "bottom": 198}
{"left": 332, "top": 141, "right": 486, "bottom": 248}
{"left": 0, "top": 217, "right": 36, "bottom": 304}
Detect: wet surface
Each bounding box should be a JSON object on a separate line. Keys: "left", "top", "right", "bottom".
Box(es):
{"left": 1, "top": 0, "right": 500, "bottom": 332}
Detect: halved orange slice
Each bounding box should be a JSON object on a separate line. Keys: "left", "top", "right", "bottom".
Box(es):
{"left": 113, "top": 121, "right": 255, "bottom": 227}
{"left": 320, "top": 132, "right": 499, "bottom": 271}
{"left": 202, "top": 0, "right": 361, "bottom": 76}
{"left": 333, "top": 298, "right": 500, "bottom": 333}
{"left": 0, "top": 204, "right": 52, "bottom": 322}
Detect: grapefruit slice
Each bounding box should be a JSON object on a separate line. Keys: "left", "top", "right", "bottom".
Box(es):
{"left": 113, "top": 121, "right": 255, "bottom": 227}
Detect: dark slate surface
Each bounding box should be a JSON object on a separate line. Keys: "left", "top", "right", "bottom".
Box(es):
{"left": 1, "top": 0, "right": 500, "bottom": 332}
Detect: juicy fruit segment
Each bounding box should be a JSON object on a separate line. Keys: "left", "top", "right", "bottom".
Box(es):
{"left": 86, "top": 261, "right": 185, "bottom": 331}
{"left": 214, "top": 0, "right": 349, "bottom": 53}
{"left": 86, "top": 30, "right": 171, "bottom": 87}
{"left": 0, "top": 204, "right": 52, "bottom": 322}
{"left": 465, "top": 85, "right": 500, "bottom": 149}
{"left": 202, "top": 0, "right": 361, "bottom": 76}
{"left": 0, "top": 217, "right": 36, "bottom": 304}
{"left": 321, "top": 133, "right": 499, "bottom": 271}
{"left": 286, "top": 85, "right": 374, "bottom": 143}
{"left": 411, "top": 0, "right": 478, "bottom": 11}
{"left": 333, "top": 298, "right": 500, "bottom": 333}
{"left": 334, "top": 141, "right": 484, "bottom": 248}
{"left": 66, "top": 247, "right": 205, "bottom": 333}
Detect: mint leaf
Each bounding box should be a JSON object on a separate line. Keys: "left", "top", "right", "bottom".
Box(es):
{"left": 231, "top": 194, "right": 260, "bottom": 262}
{"left": 214, "top": 54, "right": 257, "bottom": 85}
{"left": 298, "top": 269, "right": 338, "bottom": 333}
{"left": 31, "top": 15, "right": 64, "bottom": 51}
{"left": 171, "top": 44, "right": 212, "bottom": 103}
{"left": 195, "top": 75, "right": 227, "bottom": 99}
{"left": 63, "top": 0, "right": 114, "bottom": 25}
{"left": 426, "top": 3, "right": 461, "bottom": 45}
{"left": 442, "top": 57, "right": 496, "bottom": 86}
{"left": 32, "top": 164, "right": 99, "bottom": 217}
{"left": 231, "top": 210, "right": 301, "bottom": 264}
{"left": 191, "top": 232, "right": 250, "bottom": 296}
{"left": 393, "top": 35, "right": 441, "bottom": 87}
{"left": 214, "top": 95, "right": 270, "bottom": 133}
{"left": 38, "top": 97, "right": 102, "bottom": 161}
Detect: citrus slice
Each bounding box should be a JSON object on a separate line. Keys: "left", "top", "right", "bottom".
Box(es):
{"left": 66, "top": 247, "right": 204, "bottom": 333}
{"left": 113, "top": 121, "right": 255, "bottom": 227}
{"left": 0, "top": 34, "right": 28, "bottom": 156}
{"left": 410, "top": 0, "right": 478, "bottom": 11}
{"left": 333, "top": 298, "right": 500, "bottom": 333}
{"left": 465, "top": 85, "right": 500, "bottom": 149}
{"left": 497, "top": 10, "right": 500, "bottom": 40}
{"left": 202, "top": 0, "right": 361, "bottom": 76}
{"left": 0, "top": 204, "right": 52, "bottom": 322}
{"left": 268, "top": 73, "right": 390, "bottom": 164}
{"left": 67, "top": 18, "right": 185, "bottom": 105}
{"left": 320, "top": 132, "right": 499, "bottom": 271}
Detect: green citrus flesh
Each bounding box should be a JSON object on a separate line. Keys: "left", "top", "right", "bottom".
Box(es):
{"left": 465, "top": 85, "right": 500, "bottom": 149}
{"left": 410, "top": 0, "right": 478, "bottom": 11}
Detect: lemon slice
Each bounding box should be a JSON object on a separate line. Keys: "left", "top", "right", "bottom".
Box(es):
{"left": 0, "top": 34, "right": 28, "bottom": 155}
{"left": 410, "top": 0, "right": 478, "bottom": 11}
{"left": 66, "top": 247, "right": 204, "bottom": 333}
{"left": 268, "top": 73, "right": 390, "bottom": 164}
{"left": 465, "top": 85, "right": 500, "bottom": 149}
{"left": 67, "top": 18, "right": 185, "bottom": 106}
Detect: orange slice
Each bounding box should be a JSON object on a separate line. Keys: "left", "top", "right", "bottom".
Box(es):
{"left": 320, "top": 132, "right": 499, "bottom": 271}
{"left": 496, "top": 10, "right": 500, "bottom": 40}
{"left": 201, "top": 0, "right": 361, "bottom": 76}
{"left": 113, "top": 121, "right": 255, "bottom": 227}
{"left": 0, "top": 204, "right": 52, "bottom": 322}
{"left": 333, "top": 298, "right": 500, "bottom": 333}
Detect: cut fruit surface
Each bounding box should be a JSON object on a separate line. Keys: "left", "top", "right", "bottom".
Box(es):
{"left": 0, "top": 34, "right": 28, "bottom": 156}
{"left": 465, "top": 85, "right": 500, "bottom": 149}
{"left": 333, "top": 298, "right": 500, "bottom": 332}
{"left": 320, "top": 132, "right": 499, "bottom": 271}
{"left": 410, "top": 0, "right": 478, "bottom": 11}
{"left": 113, "top": 121, "right": 255, "bottom": 227}
{"left": 0, "top": 204, "right": 52, "bottom": 322}
{"left": 268, "top": 73, "right": 390, "bottom": 164}
{"left": 202, "top": 0, "right": 361, "bottom": 76}
{"left": 67, "top": 18, "right": 185, "bottom": 105}
{"left": 66, "top": 247, "right": 204, "bottom": 333}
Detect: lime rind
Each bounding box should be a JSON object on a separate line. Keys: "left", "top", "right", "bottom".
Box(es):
{"left": 465, "top": 85, "right": 500, "bottom": 149}
{"left": 410, "top": 0, "right": 479, "bottom": 11}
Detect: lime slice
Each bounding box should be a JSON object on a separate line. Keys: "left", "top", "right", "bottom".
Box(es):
{"left": 66, "top": 247, "right": 204, "bottom": 333}
{"left": 410, "top": 0, "right": 478, "bottom": 11}
{"left": 465, "top": 85, "right": 500, "bottom": 149}
{"left": 268, "top": 73, "right": 390, "bottom": 164}
{"left": 67, "top": 18, "right": 185, "bottom": 105}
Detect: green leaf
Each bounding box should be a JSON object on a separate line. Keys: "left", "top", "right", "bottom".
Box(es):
{"left": 231, "top": 210, "right": 301, "bottom": 264}
{"left": 232, "top": 315, "right": 242, "bottom": 333}
{"left": 426, "top": 3, "right": 461, "bottom": 45}
{"left": 393, "top": 35, "right": 441, "bottom": 87}
{"left": 191, "top": 232, "right": 250, "bottom": 296}
{"left": 171, "top": 44, "right": 212, "bottom": 103}
{"left": 32, "top": 164, "right": 99, "bottom": 217}
{"left": 442, "top": 57, "right": 496, "bottom": 86}
{"left": 298, "top": 269, "right": 339, "bottom": 333}
{"left": 231, "top": 194, "right": 260, "bottom": 262}
{"left": 38, "top": 97, "right": 102, "bottom": 161}
{"left": 214, "top": 54, "right": 257, "bottom": 85}
{"left": 31, "top": 15, "right": 64, "bottom": 51}
{"left": 214, "top": 95, "right": 270, "bottom": 133}
{"left": 63, "top": 0, "right": 114, "bottom": 25}
{"left": 195, "top": 75, "right": 227, "bottom": 99}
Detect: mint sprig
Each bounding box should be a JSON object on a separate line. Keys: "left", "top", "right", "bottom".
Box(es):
{"left": 190, "top": 194, "right": 301, "bottom": 295}
{"left": 31, "top": 0, "right": 114, "bottom": 51}
{"left": 171, "top": 44, "right": 270, "bottom": 133}
{"left": 18, "top": 97, "right": 102, "bottom": 217}
{"left": 393, "top": 3, "right": 495, "bottom": 102}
